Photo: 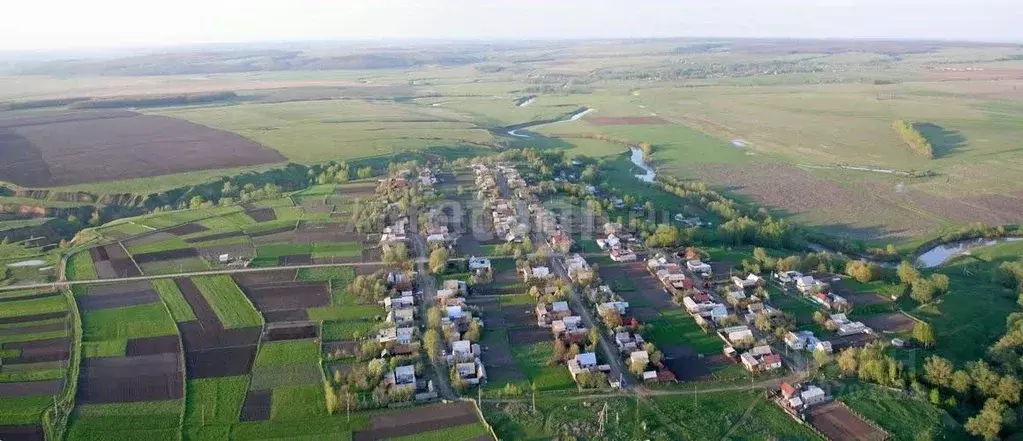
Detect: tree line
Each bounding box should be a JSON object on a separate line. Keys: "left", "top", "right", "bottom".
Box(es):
{"left": 892, "top": 119, "right": 934, "bottom": 158}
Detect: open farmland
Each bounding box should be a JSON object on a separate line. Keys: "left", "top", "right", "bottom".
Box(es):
{"left": 0, "top": 110, "right": 285, "bottom": 187}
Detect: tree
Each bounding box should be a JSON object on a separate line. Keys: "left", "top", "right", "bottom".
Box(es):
{"left": 845, "top": 261, "right": 881, "bottom": 284}
{"left": 428, "top": 248, "right": 449, "bottom": 274}
{"left": 969, "top": 361, "right": 1002, "bottom": 398}
{"left": 629, "top": 359, "right": 647, "bottom": 377}
{"left": 951, "top": 370, "right": 972, "bottom": 395}
{"left": 923, "top": 356, "right": 953, "bottom": 387}
{"left": 897, "top": 260, "right": 921, "bottom": 285}
{"left": 837, "top": 348, "right": 859, "bottom": 376}
{"left": 464, "top": 320, "right": 481, "bottom": 343}
{"left": 965, "top": 399, "right": 1008, "bottom": 441}
{"left": 931, "top": 274, "right": 950, "bottom": 295}
{"left": 910, "top": 278, "right": 935, "bottom": 304}
{"left": 997, "top": 376, "right": 1022, "bottom": 405}
{"left": 912, "top": 322, "right": 936, "bottom": 348}
{"left": 356, "top": 166, "right": 374, "bottom": 180}
{"left": 424, "top": 329, "right": 443, "bottom": 362}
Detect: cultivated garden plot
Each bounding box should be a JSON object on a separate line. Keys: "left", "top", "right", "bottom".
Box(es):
{"left": 88, "top": 244, "right": 141, "bottom": 279}
{"left": 0, "top": 288, "right": 72, "bottom": 436}
{"left": 173, "top": 278, "right": 260, "bottom": 379}
{"left": 808, "top": 401, "right": 888, "bottom": 441}
{"left": 352, "top": 401, "right": 491, "bottom": 441}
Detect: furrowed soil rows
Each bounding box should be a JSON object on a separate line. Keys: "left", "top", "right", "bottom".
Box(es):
{"left": 809, "top": 401, "right": 888, "bottom": 441}
{"left": 239, "top": 390, "right": 272, "bottom": 421}
{"left": 0, "top": 111, "right": 286, "bottom": 187}
{"left": 166, "top": 223, "right": 208, "bottom": 236}
{"left": 0, "top": 291, "right": 61, "bottom": 303}
{"left": 185, "top": 345, "right": 258, "bottom": 378}
{"left": 4, "top": 337, "right": 70, "bottom": 364}
{"left": 77, "top": 352, "right": 183, "bottom": 403}
{"left": 231, "top": 270, "right": 297, "bottom": 287}
{"left": 241, "top": 282, "right": 329, "bottom": 312}
{"left": 173, "top": 278, "right": 260, "bottom": 378}
{"left": 90, "top": 244, "right": 140, "bottom": 278}
{"left": 0, "top": 426, "right": 44, "bottom": 441}
{"left": 0, "top": 322, "right": 65, "bottom": 336}
{"left": 353, "top": 402, "right": 484, "bottom": 441}
{"left": 0, "top": 380, "right": 63, "bottom": 398}
{"left": 185, "top": 231, "right": 246, "bottom": 243}
{"left": 661, "top": 345, "right": 712, "bottom": 381}
{"left": 125, "top": 335, "right": 181, "bottom": 357}
{"left": 76, "top": 289, "right": 159, "bottom": 311}
{"left": 245, "top": 208, "right": 277, "bottom": 223}
{"left": 265, "top": 323, "right": 318, "bottom": 341}
{"left": 861, "top": 313, "right": 916, "bottom": 333}
{"left": 133, "top": 248, "right": 200, "bottom": 264}
{"left": 0, "top": 312, "right": 66, "bottom": 326}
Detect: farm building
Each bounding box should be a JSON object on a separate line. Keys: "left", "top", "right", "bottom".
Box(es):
{"left": 687, "top": 260, "right": 712, "bottom": 273}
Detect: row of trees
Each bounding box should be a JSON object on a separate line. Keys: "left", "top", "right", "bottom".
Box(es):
{"left": 892, "top": 119, "right": 934, "bottom": 158}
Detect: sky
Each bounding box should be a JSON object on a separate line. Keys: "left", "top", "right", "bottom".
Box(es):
{"left": 2, "top": 0, "right": 1022, "bottom": 52}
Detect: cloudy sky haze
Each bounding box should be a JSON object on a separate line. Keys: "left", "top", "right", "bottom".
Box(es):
{"left": 1, "top": 0, "right": 1021, "bottom": 51}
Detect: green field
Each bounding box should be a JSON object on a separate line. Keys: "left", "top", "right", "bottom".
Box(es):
{"left": 190, "top": 275, "right": 262, "bottom": 329}
{"left": 151, "top": 279, "right": 198, "bottom": 322}
{"left": 81, "top": 303, "right": 178, "bottom": 341}
{"left": 509, "top": 342, "right": 576, "bottom": 391}
{"left": 183, "top": 376, "right": 248, "bottom": 426}
{"left": 254, "top": 340, "right": 321, "bottom": 367}
{"left": 66, "top": 252, "right": 98, "bottom": 281}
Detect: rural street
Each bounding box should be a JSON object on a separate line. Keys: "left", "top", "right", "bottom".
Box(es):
{"left": 410, "top": 230, "right": 458, "bottom": 400}
{"left": 549, "top": 253, "right": 631, "bottom": 390}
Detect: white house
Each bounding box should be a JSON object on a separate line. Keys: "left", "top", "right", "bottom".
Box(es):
{"left": 610, "top": 249, "right": 638, "bottom": 262}
{"left": 378, "top": 326, "right": 415, "bottom": 344}
{"left": 801, "top": 386, "right": 828, "bottom": 406}
{"left": 387, "top": 307, "right": 415, "bottom": 325}
{"left": 629, "top": 350, "right": 650, "bottom": 368}
{"left": 776, "top": 271, "right": 804, "bottom": 283}
{"left": 732, "top": 274, "right": 760, "bottom": 289}
{"left": 687, "top": 260, "right": 712, "bottom": 273}
{"left": 796, "top": 276, "right": 818, "bottom": 294}
{"left": 814, "top": 341, "right": 834, "bottom": 354}
{"left": 383, "top": 295, "right": 415, "bottom": 310}
{"left": 455, "top": 361, "right": 486, "bottom": 385}
{"left": 722, "top": 326, "right": 754, "bottom": 344}
{"left": 392, "top": 365, "right": 416, "bottom": 388}
{"left": 446, "top": 305, "right": 465, "bottom": 320}
{"left": 468, "top": 257, "right": 491, "bottom": 271}
{"left": 568, "top": 352, "right": 598, "bottom": 379}
{"left": 784, "top": 331, "right": 818, "bottom": 351}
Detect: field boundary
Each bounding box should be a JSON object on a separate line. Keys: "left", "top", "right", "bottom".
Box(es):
{"left": 41, "top": 286, "right": 81, "bottom": 441}
{"left": 464, "top": 398, "right": 499, "bottom": 441}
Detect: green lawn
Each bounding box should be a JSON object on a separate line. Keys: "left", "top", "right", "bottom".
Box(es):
{"left": 0, "top": 294, "right": 67, "bottom": 319}
{"left": 838, "top": 384, "right": 967, "bottom": 441}
{"left": 254, "top": 340, "right": 321, "bottom": 367}
{"left": 66, "top": 252, "right": 99, "bottom": 281}
{"left": 127, "top": 238, "right": 192, "bottom": 255}
{"left": 255, "top": 243, "right": 313, "bottom": 258}
{"left": 311, "top": 242, "right": 361, "bottom": 258}
{"left": 82, "top": 339, "right": 126, "bottom": 358}
{"left": 296, "top": 266, "right": 355, "bottom": 283}
{"left": 0, "top": 395, "right": 54, "bottom": 425}
{"left": 307, "top": 304, "right": 383, "bottom": 321}
{"left": 273, "top": 206, "right": 305, "bottom": 221}
{"left": 648, "top": 391, "right": 819, "bottom": 440}
{"left": 269, "top": 384, "right": 328, "bottom": 421}
{"left": 0, "top": 367, "right": 64, "bottom": 382}
{"left": 322, "top": 320, "right": 379, "bottom": 341}
{"left": 151, "top": 279, "right": 198, "bottom": 322}
{"left": 67, "top": 401, "right": 183, "bottom": 441}
{"left": 81, "top": 303, "right": 178, "bottom": 341}
{"left": 645, "top": 309, "right": 722, "bottom": 355}
{"left": 250, "top": 364, "right": 323, "bottom": 389}
{"left": 509, "top": 342, "right": 576, "bottom": 391}
{"left": 191, "top": 275, "right": 263, "bottom": 329}
{"left": 183, "top": 376, "right": 248, "bottom": 425}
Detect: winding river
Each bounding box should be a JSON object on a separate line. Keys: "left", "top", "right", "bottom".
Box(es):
{"left": 917, "top": 237, "right": 1023, "bottom": 268}
{"left": 629, "top": 147, "right": 656, "bottom": 182}
{"left": 506, "top": 107, "right": 594, "bottom": 138}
